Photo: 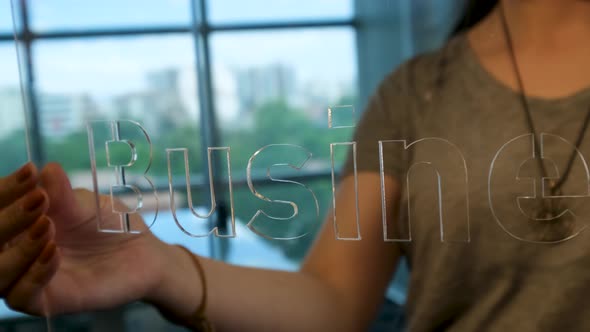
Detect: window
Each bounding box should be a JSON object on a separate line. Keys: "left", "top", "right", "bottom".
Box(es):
{"left": 3, "top": 0, "right": 356, "bottom": 328}
{"left": 211, "top": 28, "right": 356, "bottom": 263}
{"left": 34, "top": 36, "right": 199, "bottom": 190}
{"left": 8, "top": 0, "right": 355, "bottom": 260}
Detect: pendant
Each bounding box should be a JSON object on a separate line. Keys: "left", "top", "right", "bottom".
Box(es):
{"left": 532, "top": 183, "right": 575, "bottom": 242}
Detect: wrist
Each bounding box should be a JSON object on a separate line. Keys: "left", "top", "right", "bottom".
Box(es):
{"left": 144, "top": 242, "right": 203, "bottom": 318}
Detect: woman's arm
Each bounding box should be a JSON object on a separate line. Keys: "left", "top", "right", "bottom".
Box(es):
{"left": 148, "top": 173, "right": 402, "bottom": 331}
{"left": 0, "top": 164, "right": 401, "bottom": 331}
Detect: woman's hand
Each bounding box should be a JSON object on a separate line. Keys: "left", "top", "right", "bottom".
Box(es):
{"left": 0, "top": 163, "right": 53, "bottom": 301}
{"left": 1, "top": 163, "right": 179, "bottom": 316}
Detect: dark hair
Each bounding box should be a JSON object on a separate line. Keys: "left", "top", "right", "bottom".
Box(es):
{"left": 436, "top": 0, "right": 499, "bottom": 90}
{"left": 452, "top": 0, "right": 499, "bottom": 36}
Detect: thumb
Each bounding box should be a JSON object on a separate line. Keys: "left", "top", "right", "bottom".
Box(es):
{"left": 38, "top": 163, "right": 120, "bottom": 234}
{"left": 39, "top": 163, "right": 80, "bottom": 222}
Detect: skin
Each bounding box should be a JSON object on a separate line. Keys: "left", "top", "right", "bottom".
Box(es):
{"left": 468, "top": 0, "right": 590, "bottom": 99}
{"left": 0, "top": 163, "right": 400, "bottom": 332}
{"left": 2, "top": 0, "right": 590, "bottom": 331}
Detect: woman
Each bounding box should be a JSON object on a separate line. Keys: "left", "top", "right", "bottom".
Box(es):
{"left": 2, "top": 1, "right": 590, "bottom": 330}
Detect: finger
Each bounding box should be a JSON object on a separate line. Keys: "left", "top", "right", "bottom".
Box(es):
{"left": 0, "top": 216, "right": 52, "bottom": 294}
{"left": 5, "top": 242, "right": 60, "bottom": 315}
{"left": 0, "top": 163, "right": 38, "bottom": 210}
{"left": 0, "top": 188, "right": 49, "bottom": 245}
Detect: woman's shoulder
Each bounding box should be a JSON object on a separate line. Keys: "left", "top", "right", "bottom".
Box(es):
{"left": 380, "top": 34, "right": 471, "bottom": 98}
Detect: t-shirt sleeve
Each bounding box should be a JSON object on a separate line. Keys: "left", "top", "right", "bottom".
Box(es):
{"left": 340, "top": 64, "right": 414, "bottom": 181}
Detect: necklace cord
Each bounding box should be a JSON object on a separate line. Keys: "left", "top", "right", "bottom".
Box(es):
{"left": 498, "top": 2, "right": 590, "bottom": 198}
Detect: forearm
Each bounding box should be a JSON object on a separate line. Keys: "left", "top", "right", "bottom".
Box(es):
{"left": 147, "top": 243, "right": 355, "bottom": 332}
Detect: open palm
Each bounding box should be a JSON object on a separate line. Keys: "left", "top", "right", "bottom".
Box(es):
{"left": 11, "top": 163, "right": 167, "bottom": 316}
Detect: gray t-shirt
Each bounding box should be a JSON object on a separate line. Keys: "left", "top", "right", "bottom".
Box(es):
{"left": 343, "top": 34, "right": 590, "bottom": 331}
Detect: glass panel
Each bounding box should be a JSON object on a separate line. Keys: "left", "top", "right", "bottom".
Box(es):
{"left": 0, "top": 1, "right": 35, "bottom": 324}
{"left": 30, "top": 34, "right": 209, "bottom": 328}
{"left": 219, "top": 179, "right": 336, "bottom": 269}
{"left": 4, "top": 0, "right": 509, "bottom": 330}
{"left": 28, "top": 0, "right": 191, "bottom": 31}
{"left": 211, "top": 28, "right": 357, "bottom": 267}
{"left": 207, "top": 0, "right": 353, "bottom": 24}
{"left": 0, "top": 41, "right": 44, "bottom": 327}
{"left": 0, "top": 43, "right": 28, "bottom": 175}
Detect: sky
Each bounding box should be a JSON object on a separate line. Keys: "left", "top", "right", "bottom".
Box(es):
{"left": 24, "top": 0, "right": 351, "bottom": 29}
{"left": 1, "top": 0, "right": 352, "bottom": 30}
{"left": 0, "top": 0, "right": 355, "bottom": 105}
{"left": 28, "top": 27, "right": 355, "bottom": 95}
{"left": 0, "top": 0, "right": 15, "bottom": 31}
